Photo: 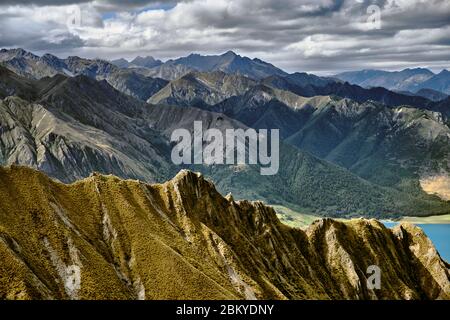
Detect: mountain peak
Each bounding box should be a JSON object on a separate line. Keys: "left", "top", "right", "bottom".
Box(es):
{"left": 168, "top": 170, "right": 214, "bottom": 199}
{"left": 222, "top": 50, "right": 238, "bottom": 57}
{"left": 0, "top": 48, "right": 37, "bottom": 59}
{"left": 112, "top": 58, "right": 129, "bottom": 63}
{"left": 130, "top": 55, "right": 162, "bottom": 68}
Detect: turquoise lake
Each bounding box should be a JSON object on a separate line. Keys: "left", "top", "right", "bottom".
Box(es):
{"left": 383, "top": 223, "right": 450, "bottom": 263}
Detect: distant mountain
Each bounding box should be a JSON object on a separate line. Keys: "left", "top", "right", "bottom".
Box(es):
{"left": 0, "top": 49, "right": 65, "bottom": 79}
{"left": 414, "top": 88, "right": 448, "bottom": 102}
{"left": 143, "top": 51, "right": 287, "bottom": 80}
{"left": 335, "top": 68, "right": 450, "bottom": 95}
{"left": 148, "top": 71, "right": 256, "bottom": 107}
{"left": 130, "top": 56, "right": 163, "bottom": 68}
{"left": 2, "top": 66, "right": 447, "bottom": 217}
{"left": 0, "top": 48, "right": 167, "bottom": 101}
{"left": 111, "top": 56, "right": 163, "bottom": 69}
{"left": 335, "top": 68, "right": 434, "bottom": 92}
{"left": 1, "top": 166, "right": 448, "bottom": 299}
{"left": 261, "top": 72, "right": 337, "bottom": 95}
{"left": 1, "top": 49, "right": 450, "bottom": 216}
{"left": 415, "top": 70, "right": 450, "bottom": 95}
{"left": 0, "top": 65, "right": 37, "bottom": 100}
{"left": 110, "top": 58, "right": 130, "bottom": 68}
{"left": 148, "top": 68, "right": 440, "bottom": 112}
{"left": 139, "top": 63, "right": 194, "bottom": 80}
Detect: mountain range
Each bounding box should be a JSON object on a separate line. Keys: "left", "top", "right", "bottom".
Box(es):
{"left": 0, "top": 166, "right": 448, "bottom": 299}
{"left": 0, "top": 48, "right": 168, "bottom": 101}
{"left": 139, "top": 51, "right": 287, "bottom": 80}
{"left": 139, "top": 69, "right": 450, "bottom": 200}
{"left": 111, "top": 56, "right": 163, "bottom": 69}
{"left": 3, "top": 65, "right": 448, "bottom": 217}
{"left": 1, "top": 48, "right": 450, "bottom": 218}
{"left": 1, "top": 47, "right": 450, "bottom": 301}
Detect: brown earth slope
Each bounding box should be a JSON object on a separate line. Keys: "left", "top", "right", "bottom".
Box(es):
{"left": 0, "top": 165, "right": 448, "bottom": 300}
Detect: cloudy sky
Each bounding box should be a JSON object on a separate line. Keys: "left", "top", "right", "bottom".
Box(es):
{"left": 0, "top": 0, "right": 449, "bottom": 74}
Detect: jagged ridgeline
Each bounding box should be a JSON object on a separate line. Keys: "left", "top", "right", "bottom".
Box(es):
{"left": 0, "top": 166, "right": 448, "bottom": 300}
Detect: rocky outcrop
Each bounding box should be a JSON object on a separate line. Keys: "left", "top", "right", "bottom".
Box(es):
{"left": 0, "top": 166, "right": 448, "bottom": 300}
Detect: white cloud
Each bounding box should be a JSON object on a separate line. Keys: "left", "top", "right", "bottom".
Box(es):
{"left": 0, "top": 0, "right": 449, "bottom": 73}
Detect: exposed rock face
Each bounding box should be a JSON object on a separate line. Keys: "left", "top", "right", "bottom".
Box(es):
{"left": 0, "top": 166, "right": 448, "bottom": 300}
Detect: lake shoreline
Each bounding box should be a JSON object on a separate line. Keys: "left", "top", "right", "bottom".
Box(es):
{"left": 381, "top": 214, "right": 450, "bottom": 225}
{"left": 273, "top": 205, "right": 450, "bottom": 228}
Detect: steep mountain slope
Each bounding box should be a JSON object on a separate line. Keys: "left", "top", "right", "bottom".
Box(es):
{"left": 2, "top": 70, "right": 448, "bottom": 217}
{"left": 0, "top": 166, "right": 448, "bottom": 300}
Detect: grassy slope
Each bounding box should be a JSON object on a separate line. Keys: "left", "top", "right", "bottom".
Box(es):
{"left": 0, "top": 165, "right": 449, "bottom": 299}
